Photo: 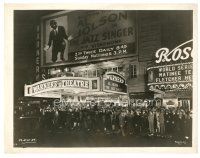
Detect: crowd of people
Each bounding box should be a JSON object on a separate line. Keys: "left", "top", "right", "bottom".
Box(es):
{"left": 15, "top": 101, "right": 192, "bottom": 143}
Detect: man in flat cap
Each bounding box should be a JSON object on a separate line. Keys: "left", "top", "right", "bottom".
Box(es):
{"left": 44, "top": 19, "right": 73, "bottom": 62}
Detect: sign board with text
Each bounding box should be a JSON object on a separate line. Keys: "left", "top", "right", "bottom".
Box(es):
{"left": 68, "top": 10, "right": 136, "bottom": 62}
{"left": 103, "top": 72, "right": 127, "bottom": 94}
{"left": 41, "top": 10, "right": 136, "bottom": 67}
{"left": 147, "top": 40, "right": 193, "bottom": 91}
{"left": 25, "top": 77, "right": 100, "bottom": 98}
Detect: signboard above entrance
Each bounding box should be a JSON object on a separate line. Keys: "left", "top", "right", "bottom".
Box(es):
{"left": 147, "top": 39, "right": 193, "bottom": 91}
{"left": 103, "top": 72, "right": 127, "bottom": 94}
{"left": 24, "top": 77, "right": 100, "bottom": 98}
{"left": 154, "top": 39, "right": 193, "bottom": 65}
{"left": 24, "top": 72, "right": 128, "bottom": 98}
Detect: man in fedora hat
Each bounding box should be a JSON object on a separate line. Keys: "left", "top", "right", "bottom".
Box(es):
{"left": 44, "top": 19, "right": 73, "bottom": 62}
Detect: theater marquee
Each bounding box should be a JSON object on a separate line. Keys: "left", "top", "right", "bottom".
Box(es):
{"left": 24, "top": 72, "right": 128, "bottom": 98}
{"left": 103, "top": 72, "right": 127, "bottom": 94}
{"left": 24, "top": 77, "right": 100, "bottom": 98}
{"left": 147, "top": 39, "right": 193, "bottom": 91}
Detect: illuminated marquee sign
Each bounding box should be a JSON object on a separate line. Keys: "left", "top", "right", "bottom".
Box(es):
{"left": 32, "top": 79, "right": 89, "bottom": 94}
{"left": 24, "top": 77, "right": 100, "bottom": 97}
{"left": 147, "top": 40, "right": 193, "bottom": 91}
{"left": 155, "top": 39, "right": 193, "bottom": 64}
{"left": 103, "top": 72, "right": 127, "bottom": 94}
{"left": 148, "top": 62, "right": 192, "bottom": 91}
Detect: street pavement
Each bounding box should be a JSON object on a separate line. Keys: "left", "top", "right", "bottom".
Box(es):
{"left": 14, "top": 128, "right": 192, "bottom": 147}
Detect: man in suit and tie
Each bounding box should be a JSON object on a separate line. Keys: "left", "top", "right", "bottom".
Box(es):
{"left": 44, "top": 19, "right": 73, "bottom": 62}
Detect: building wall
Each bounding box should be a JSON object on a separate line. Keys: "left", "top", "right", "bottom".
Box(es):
{"left": 14, "top": 10, "right": 61, "bottom": 103}
{"left": 14, "top": 10, "right": 193, "bottom": 102}
{"left": 127, "top": 61, "right": 148, "bottom": 93}
{"left": 138, "top": 11, "right": 162, "bottom": 62}
{"left": 69, "top": 57, "right": 148, "bottom": 94}
{"left": 160, "top": 11, "right": 193, "bottom": 49}
{"left": 38, "top": 11, "right": 192, "bottom": 97}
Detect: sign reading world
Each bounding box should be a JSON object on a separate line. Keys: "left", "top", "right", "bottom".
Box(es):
{"left": 147, "top": 39, "right": 193, "bottom": 91}
{"left": 103, "top": 72, "right": 127, "bottom": 94}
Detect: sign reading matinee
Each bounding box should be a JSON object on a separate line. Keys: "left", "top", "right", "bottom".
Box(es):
{"left": 151, "top": 63, "right": 193, "bottom": 83}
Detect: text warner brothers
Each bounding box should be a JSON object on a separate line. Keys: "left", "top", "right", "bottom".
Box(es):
{"left": 32, "top": 79, "right": 90, "bottom": 93}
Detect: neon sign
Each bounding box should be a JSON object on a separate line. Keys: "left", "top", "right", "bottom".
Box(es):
{"left": 155, "top": 39, "right": 193, "bottom": 64}
{"left": 147, "top": 39, "right": 193, "bottom": 91}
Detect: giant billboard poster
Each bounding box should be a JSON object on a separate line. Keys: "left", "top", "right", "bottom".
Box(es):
{"left": 41, "top": 11, "right": 136, "bottom": 67}
{"left": 41, "top": 11, "right": 70, "bottom": 67}
{"left": 68, "top": 10, "right": 136, "bottom": 62}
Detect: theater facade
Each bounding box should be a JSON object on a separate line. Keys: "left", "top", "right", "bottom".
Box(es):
{"left": 147, "top": 39, "right": 193, "bottom": 109}
{"left": 23, "top": 10, "right": 193, "bottom": 109}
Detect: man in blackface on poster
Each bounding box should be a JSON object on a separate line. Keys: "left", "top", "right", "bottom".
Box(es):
{"left": 44, "top": 19, "right": 73, "bottom": 62}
